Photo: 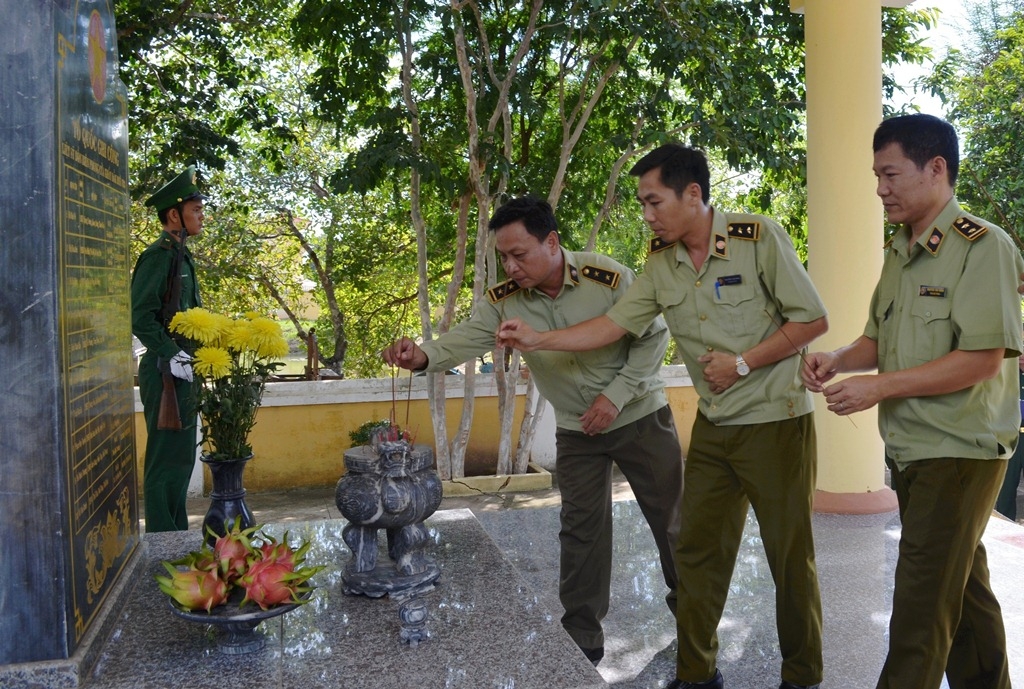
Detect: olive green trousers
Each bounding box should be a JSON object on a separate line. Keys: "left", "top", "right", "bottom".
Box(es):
{"left": 675, "top": 412, "right": 822, "bottom": 687}
{"left": 554, "top": 405, "right": 683, "bottom": 649}
{"left": 138, "top": 352, "right": 197, "bottom": 532}
{"left": 879, "top": 455, "right": 1010, "bottom": 689}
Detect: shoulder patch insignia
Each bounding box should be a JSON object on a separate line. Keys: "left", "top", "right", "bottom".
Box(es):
{"left": 581, "top": 265, "right": 620, "bottom": 289}
{"left": 487, "top": 279, "right": 523, "bottom": 304}
{"left": 727, "top": 222, "right": 760, "bottom": 240}
{"left": 649, "top": 237, "right": 675, "bottom": 254}
{"left": 953, "top": 216, "right": 988, "bottom": 241}
{"left": 923, "top": 228, "right": 945, "bottom": 256}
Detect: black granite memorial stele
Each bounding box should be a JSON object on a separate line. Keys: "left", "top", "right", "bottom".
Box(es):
{"left": 0, "top": 0, "right": 138, "bottom": 677}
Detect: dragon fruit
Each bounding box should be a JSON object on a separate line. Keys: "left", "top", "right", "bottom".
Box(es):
{"left": 238, "top": 560, "right": 301, "bottom": 610}
{"left": 156, "top": 524, "right": 321, "bottom": 613}
{"left": 155, "top": 561, "right": 229, "bottom": 612}
{"left": 240, "top": 532, "right": 323, "bottom": 609}
{"left": 211, "top": 519, "right": 256, "bottom": 582}
{"left": 255, "top": 531, "right": 311, "bottom": 570}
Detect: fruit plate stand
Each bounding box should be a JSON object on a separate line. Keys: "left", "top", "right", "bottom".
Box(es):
{"left": 169, "top": 587, "right": 311, "bottom": 654}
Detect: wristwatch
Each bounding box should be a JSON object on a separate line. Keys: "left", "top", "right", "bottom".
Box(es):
{"left": 735, "top": 354, "right": 750, "bottom": 376}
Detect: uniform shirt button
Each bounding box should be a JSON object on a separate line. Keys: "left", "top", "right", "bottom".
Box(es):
{"left": 695, "top": 280, "right": 702, "bottom": 288}
{"left": 699, "top": 314, "right": 707, "bottom": 321}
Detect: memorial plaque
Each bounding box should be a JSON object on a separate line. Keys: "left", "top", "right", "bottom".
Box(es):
{"left": 0, "top": 0, "right": 137, "bottom": 665}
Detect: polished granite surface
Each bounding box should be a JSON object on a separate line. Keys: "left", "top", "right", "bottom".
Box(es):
{"left": 81, "top": 509, "right": 606, "bottom": 689}
{"left": 7, "top": 485, "right": 1024, "bottom": 688}
{"left": 477, "top": 502, "right": 1024, "bottom": 689}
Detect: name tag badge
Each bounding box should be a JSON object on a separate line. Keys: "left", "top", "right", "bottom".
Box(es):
{"left": 715, "top": 275, "right": 742, "bottom": 300}
{"left": 919, "top": 285, "right": 947, "bottom": 298}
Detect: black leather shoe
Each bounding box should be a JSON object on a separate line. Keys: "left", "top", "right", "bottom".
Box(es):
{"left": 666, "top": 668, "right": 724, "bottom": 688}
{"left": 779, "top": 682, "right": 820, "bottom": 689}
{"left": 581, "top": 646, "right": 604, "bottom": 665}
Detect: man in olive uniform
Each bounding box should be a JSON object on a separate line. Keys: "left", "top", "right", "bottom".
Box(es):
{"left": 803, "top": 114, "right": 1019, "bottom": 689}
{"left": 497, "top": 145, "right": 827, "bottom": 689}
{"left": 131, "top": 166, "right": 206, "bottom": 532}
{"left": 383, "top": 196, "right": 683, "bottom": 665}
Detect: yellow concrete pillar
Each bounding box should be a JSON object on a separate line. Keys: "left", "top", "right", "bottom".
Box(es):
{"left": 793, "top": 0, "right": 912, "bottom": 512}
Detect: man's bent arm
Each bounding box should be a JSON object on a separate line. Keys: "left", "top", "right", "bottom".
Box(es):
{"left": 497, "top": 315, "right": 628, "bottom": 353}
{"left": 744, "top": 316, "right": 828, "bottom": 371}
{"left": 601, "top": 317, "right": 669, "bottom": 410}
{"left": 873, "top": 347, "right": 1005, "bottom": 401}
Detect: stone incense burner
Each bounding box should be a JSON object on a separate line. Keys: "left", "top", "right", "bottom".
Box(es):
{"left": 335, "top": 434, "right": 443, "bottom": 597}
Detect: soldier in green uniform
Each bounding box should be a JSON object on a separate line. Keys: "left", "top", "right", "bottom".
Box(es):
{"left": 803, "top": 114, "right": 1020, "bottom": 689}
{"left": 995, "top": 356, "right": 1024, "bottom": 520}
{"left": 497, "top": 145, "right": 828, "bottom": 689}
{"left": 131, "top": 166, "right": 206, "bottom": 532}
{"left": 383, "top": 196, "right": 683, "bottom": 665}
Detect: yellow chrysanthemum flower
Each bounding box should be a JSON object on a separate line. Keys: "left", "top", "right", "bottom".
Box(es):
{"left": 206, "top": 313, "right": 236, "bottom": 348}
{"left": 192, "top": 346, "right": 233, "bottom": 379}
{"left": 220, "top": 319, "right": 252, "bottom": 352}
{"left": 169, "top": 308, "right": 224, "bottom": 345}
{"left": 246, "top": 317, "right": 289, "bottom": 357}
{"left": 254, "top": 335, "right": 290, "bottom": 359}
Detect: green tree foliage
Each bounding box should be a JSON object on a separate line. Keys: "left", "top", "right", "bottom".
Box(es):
{"left": 118, "top": 0, "right": 934, "bottom": 379}
{"left": 925, "top": 1, "right": 1024, "bottom": 243}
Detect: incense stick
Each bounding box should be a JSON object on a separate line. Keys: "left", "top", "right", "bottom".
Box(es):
{"left": 763, "top": 308, "right": 857, "bottom": 428}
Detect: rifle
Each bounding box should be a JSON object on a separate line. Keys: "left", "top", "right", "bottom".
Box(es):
{"left": 157, "top": 210, "right": 189, "bottom": 431}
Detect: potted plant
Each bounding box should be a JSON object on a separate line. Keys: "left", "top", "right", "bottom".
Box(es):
{"left": 169, "top": 308, "right": 289, "bottom": 542}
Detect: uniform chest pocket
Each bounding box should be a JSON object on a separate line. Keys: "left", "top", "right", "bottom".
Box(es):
{"left": 713, "top": 282, "right": 760, "bottom": 338}
{"left": 909, "top": 297, "right": 953, "bottom": 363}
{"left": 655, "top": 287, "right": 689, "bottom": 335}
{"left": 714, "top": 281, "right": 757, "bottom": 307}
{"left": 910, "top": 297, "right": 951, "bottom": 324}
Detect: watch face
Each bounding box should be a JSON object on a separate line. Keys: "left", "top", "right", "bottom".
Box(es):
{"left": 736, "top": 357, "right": 750, "bottom": 376}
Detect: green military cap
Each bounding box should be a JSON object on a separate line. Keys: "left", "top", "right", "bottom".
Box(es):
{"left": 144, "top": 165, "right": 207, "bottom": 212}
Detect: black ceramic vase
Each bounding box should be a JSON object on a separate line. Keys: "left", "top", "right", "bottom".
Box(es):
{"left": 201, "top": 454, "right": 255, "bottom": 546}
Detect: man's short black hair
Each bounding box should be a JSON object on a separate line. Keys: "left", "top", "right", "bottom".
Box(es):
{"left": 629, "top": 143, "right": 711, "bottom": 203}
{"left": 873, "top": 113, "right": 959, "bottom": 186}
{"left": 488, "top": 196, "right": 559, "bottom": 242}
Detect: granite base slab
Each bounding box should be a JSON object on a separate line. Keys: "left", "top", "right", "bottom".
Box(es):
{"left": 0, "top": 543, "right": 149, "bottom": 689}
{"left": 77, "top": 508, "right": 607, "bottom": 689}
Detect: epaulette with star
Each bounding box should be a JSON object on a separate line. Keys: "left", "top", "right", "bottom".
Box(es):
{"left": 727, "top": 222, "right": 760, "bottom": 240}
{"left": 580, "top": 265, "right": 620, "bottom": 289}
{"left": 649, "top": 237, "right": 675, "bottom": 254}
{"left": 487, "top": 279, "right": 523, "bottom": 304}
{"left": 953, "top": 216, "right": 988, "bottom": 241}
